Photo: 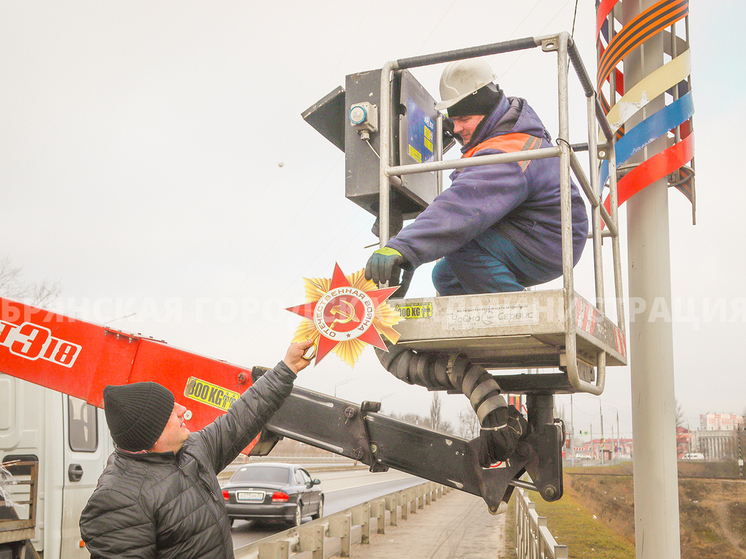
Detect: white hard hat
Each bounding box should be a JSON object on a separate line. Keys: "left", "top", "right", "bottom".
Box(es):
{"left": 435, "top": 59, "right": 498, "bottom": 111}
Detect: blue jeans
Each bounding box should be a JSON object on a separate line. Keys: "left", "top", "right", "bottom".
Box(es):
{"left": 431, "top": 228, "right": 562, "bottom": 295}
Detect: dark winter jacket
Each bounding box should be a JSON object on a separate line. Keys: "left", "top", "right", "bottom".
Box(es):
{"left": 79, "top": 362, "right": 296, "bottom": 559}
{"left": 387, "top": 94, "right": 588, "bottom": 271}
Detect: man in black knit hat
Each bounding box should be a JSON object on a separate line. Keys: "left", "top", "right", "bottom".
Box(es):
{"left": 80, "top": 339, "right": 314, "bottom": 559}
{"left": 366, "top": 58, "right": 588, "bottom": 297}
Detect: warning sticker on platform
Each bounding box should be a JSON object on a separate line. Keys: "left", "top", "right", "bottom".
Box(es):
{"left": 446, "top": 302, "right": 539, "bottom": 329}
{"left": 184, "top": 377, "right": 240, "bottom": 412}
{"left": 395, "top": 302, "right": 433, "bottom": 320}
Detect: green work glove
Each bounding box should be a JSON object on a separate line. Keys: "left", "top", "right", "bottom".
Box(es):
{"left": 365, "top": 247, "right": 406, "bottom": 286}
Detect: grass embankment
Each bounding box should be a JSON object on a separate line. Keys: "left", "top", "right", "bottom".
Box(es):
{"left": 507, "top": 463, "right": 746, "bottom": 559}
{"left": 528, "top": 483, "right": 635, "bottom": 559}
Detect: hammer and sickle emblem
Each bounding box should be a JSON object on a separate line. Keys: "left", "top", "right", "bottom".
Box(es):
{"left": 329, "top": 300, "right": 360, "bottom": 329}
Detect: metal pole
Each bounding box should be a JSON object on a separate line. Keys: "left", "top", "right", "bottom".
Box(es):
{"left": 599, "top": 400, "right": 605, "bottom": 465}
{"left": 387, "top": 146, "right": 560, "bottom": 176}
{"left": 739, "top": 426, "right": 743, "bottom": 479}
{"left": 555, "top": 33, "right": 584, "bottom": 396}
{"left": 587, "top": 94, "right": 605, "bottom": 313}
{"left": 617, "top": 411, "right": 621, "bottom": 460}
{"left": 570, "top": 395, "right": 576, "bottom": 467}
{"left": 622, "top": 1, "right": 682, "bottom": 557}
{"left": 435, "top": 113, "right": 444, "bottom": 196}
{"left": 378, "top": 61, "right": 396, "bottom": 248}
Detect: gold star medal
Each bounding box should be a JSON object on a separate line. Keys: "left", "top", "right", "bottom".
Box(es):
{"left": 286, "top": 263, "right": 402, "bottom": 367}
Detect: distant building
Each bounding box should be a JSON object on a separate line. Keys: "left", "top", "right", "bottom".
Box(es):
{"left": 700, "top": 412, "right": 744, "bottom": 431}
{"left": 573, "top": 438, "right": 633, "bottom": 460}
{"left": 691, "top": 429, "right": 738, "bottom": 460}
{"left": 676, "top": 426, "right": 693, "bottom": 458}
{"left": 691, "top": 413, "right": 744, "bottom": 460}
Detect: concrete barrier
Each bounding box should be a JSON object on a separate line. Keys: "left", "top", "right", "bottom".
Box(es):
{"left": 233, "top": 482, "right": 452, "bottom": 559}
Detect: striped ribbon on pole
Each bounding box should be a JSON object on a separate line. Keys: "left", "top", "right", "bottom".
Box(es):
{"left": 596, "top": 0, "right": 695, "bottom": 220}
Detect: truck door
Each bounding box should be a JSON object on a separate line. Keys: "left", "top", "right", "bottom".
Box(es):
{"left": 61, "top": 395, "right": 111, "bottom": 557}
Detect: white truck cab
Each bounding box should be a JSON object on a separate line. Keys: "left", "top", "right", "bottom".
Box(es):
{"left": 1, "top": 373, "right": 114, "bottom": 558}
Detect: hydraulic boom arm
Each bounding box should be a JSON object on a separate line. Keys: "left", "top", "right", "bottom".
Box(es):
{"left": 0, "top": 296, "right": 563, "bottom": 510}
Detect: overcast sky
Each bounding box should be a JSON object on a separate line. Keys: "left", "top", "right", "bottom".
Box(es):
{"left": 2, "top": 1, "right": 744, "bottom": 441}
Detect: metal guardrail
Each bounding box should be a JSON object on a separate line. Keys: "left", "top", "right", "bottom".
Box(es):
{"left": 514, "top": 487, "right": 567, "bottom": 559}
{"left": 234, "top": 481, "right": 451, "bottom": 559}
{"left": 241, "top": 456, "right": 358, "bottom": 465}
{"left": 219, "top": 457, "right": 365, "bottom": 483}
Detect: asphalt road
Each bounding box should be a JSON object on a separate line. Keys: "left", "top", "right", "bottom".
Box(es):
{"left": 230, "top": 468, "right": 422, "bottom": 549}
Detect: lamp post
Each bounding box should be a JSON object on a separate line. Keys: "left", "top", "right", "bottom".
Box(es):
{"left": 334, "top": 378, "right": 353, "bottom": 398}
{"left": 379, "top": 392, "right": 396, "bottom": 414}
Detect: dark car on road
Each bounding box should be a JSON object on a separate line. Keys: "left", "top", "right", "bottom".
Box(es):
{"left": 222, "top": 463, "right": 324, "bottom": 527}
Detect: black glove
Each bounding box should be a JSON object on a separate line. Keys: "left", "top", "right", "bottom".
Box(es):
{"left": 365, "top": 247, "right": 406, "bottom": 286}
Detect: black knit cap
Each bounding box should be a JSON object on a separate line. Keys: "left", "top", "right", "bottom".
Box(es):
{"left": 447, "top": 83, "right": 503, "bottom": 118}
{"left": 103, "top": 382, "right": 175, "bottom": 452}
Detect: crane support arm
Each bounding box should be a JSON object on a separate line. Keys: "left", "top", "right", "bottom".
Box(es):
{"left": 0, "top": 296, "right": 253, "bottom": 434}
{"left": 0, "top": 296, "right": 563, "bottom": 508}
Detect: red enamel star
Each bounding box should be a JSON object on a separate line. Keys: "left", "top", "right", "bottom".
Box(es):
{"left": 286, "top": 263, "right": 402, "bottom": 366}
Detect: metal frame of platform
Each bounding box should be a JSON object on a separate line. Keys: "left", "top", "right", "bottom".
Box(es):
{"left": 372, "top": 33, "right": 626, "bottom": 396}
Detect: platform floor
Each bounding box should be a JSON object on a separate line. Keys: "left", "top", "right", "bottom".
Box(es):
{"left": 349, "top": 489, "right": 512, "bottom": 559}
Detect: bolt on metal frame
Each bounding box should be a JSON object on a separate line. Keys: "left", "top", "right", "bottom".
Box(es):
{"left": 376, "top": 32, "right": 625, "bottom": 395}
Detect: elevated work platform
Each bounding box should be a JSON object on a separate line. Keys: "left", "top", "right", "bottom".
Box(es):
{"left": 305, "top": 32, "right": 628, "bottom": 399}
{"left": 393, "top": 290, "right": 626, "bottom": 395}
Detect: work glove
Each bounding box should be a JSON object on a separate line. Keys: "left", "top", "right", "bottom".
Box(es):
{"left": 365, "top": 247, "right": 404, "bottom": 285}
{"left": 365, "top": 247, "right": 412, "bottom": 298}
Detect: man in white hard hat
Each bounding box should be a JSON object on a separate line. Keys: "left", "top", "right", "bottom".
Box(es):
{"left": 366, "top": 58, "right": 588, "bottom": 296}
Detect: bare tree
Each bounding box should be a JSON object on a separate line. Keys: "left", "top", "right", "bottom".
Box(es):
{"left": 675, "top": 400, "right": 686, "bottom": 430}
{"left": 0, "top": 255, "right": 61, "bottom": 307}
{"left": 458, "top": 408, "right": 480, "bottom": 439}
{"left": 675, "top": 400, "right": 690, "bottom": 458}
{"left": 0, "top": 255, "right": 24, "bottom": 294}
{"left": 430, "top": 392, "right": 442, "bottom": 433}
{"left": 385, "top": 408, "right": 455, "bottom": 435}
{"left": 389, "top": 411, "right": 427, "bottom": 427}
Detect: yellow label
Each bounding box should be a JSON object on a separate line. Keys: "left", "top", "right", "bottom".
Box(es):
{"left": 395, "top": 302, "right": 433, "bottom": 320}
{"left": 408, "top": 144, "right": 422, "bottom": 163}
{"left": 184, "top": 377, "right": 240, "bottom": 412}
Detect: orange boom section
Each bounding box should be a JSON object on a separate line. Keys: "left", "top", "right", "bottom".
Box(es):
{"left": 0, "top": 296, "right": 255, "bottom": 438}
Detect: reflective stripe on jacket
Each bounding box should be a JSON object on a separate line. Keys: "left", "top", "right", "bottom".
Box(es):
{"left": 462, "top": 133, "right": 544, "bottom": 171}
